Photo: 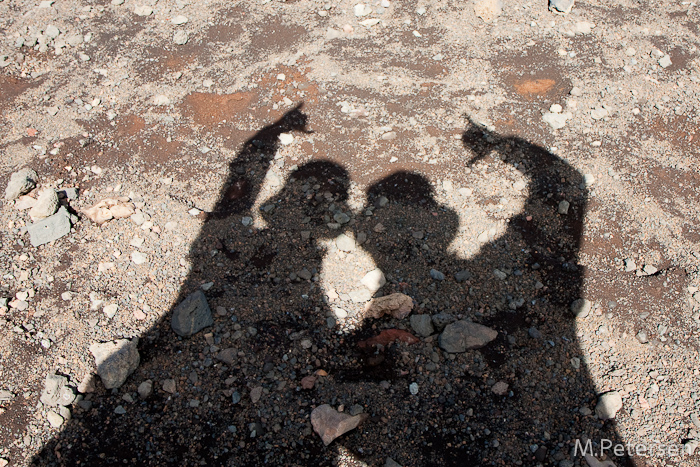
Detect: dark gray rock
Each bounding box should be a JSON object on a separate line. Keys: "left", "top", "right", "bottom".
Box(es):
{"left": 89, "top": 338, "right": 140, "bottom": 389}
{"left": 454, "top": 269, "right": 472, "bottom": 282}
{"left": 431, "top": 312, "right": 457, "bottom": 331}
{"left": 429, "top": 269, "right": 445, "bottom": 281}
{"left": 27, "top": 206, "right": 71, "bottom": 247}
{"left": 410, "top": 314, "right": 434, "bottom": 337}
{"left": 171, "top": 290, "right": 213, "bottom": 337}
{"left": 439, "top": 320, "right": 498, "bottom": 353}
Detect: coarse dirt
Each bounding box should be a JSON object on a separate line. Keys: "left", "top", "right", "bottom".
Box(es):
{"left": 1, "top": 0, "right": 700, "bottom": 466}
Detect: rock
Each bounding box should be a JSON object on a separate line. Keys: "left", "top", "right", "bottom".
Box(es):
{"left": 474, "top": 0, "right": 502, "bottom": 22}
{"left": 27, "top": 206, "right": 72, "bottom": 247}
{"left": 361, "top": 268, "right": 386, "bottom": 292}
{"left": 635, "top": 331, "right": 648, "bottom": 344}
{"left": 103, "top": 304, "right": 118, "bottom": 319}
{"left": 410, "top": 315, "right": 434, "bottom": 337}
{"left": 385, "top": 458, "right": 403, "bottom": 467}
{"left": 624, "top": 258, "right": 636, "bottom": 272}
{"left": 349, "top": 289, "right": 372, "bottom": 303}
{"left": 364, "top": 293, "right": 413, "bottom": 319}
{"left": 14, "top": 195, "right": 37, "bottom": 210}
{"left": 528, "top": 327, "right": 542, "bottom": 339}
{"left": 595, "top": 391, "right": 623, "bottom": 420}
{"left": 77, "top": 373, "right": 95, "bottom": 394}
{"left": 492, "top": 381, "right": 509, "bottom": 395}
{"left": 29, "top": 189, "right": 58, "bottom": 220}
{"left": 431, "top": 312, "right": 456, "bottom": 331}
{"left": 542, "top": 112, "right": 572, "bottom": 130}
{"left": 590, "top": 107, "right": 609, "bottom": 120}
{"left": 333, "top": 212, "right": 350, "bottom": 224}
{"left": 83, "top": 198, "right": 135, "bottom": 225}
{"left": 279, "top": 133, "right": 294, "bottom": 145}
{"left": 570, "top": 298, "right": 591, "bottom": 318}
{"left": 301, "top": 375, "right": 316, "bottom": 389}
{"left": 131, "top": 251, "right": 148, "bottom": 265}
{"left": 659, "top": 55, "right": 672, "bottom": 68}
{"left": 430, "top": 269, "right": 445, "bottom": 281}
{"left": 335, "top": 233, "right": 356, "bottom": 252}
{"left": 173, "top": 30, "right": 189, "bottom": 45}
{"left": 358, "top": 329, "right": 419, "bottom": 349}
{"left": 138, "top": 380, "right": 153, "bottom": 398}
{"left": 4, "top": 168, "right": 38, "bottom": 200}
{"left": 549, "top": 0, "right": 574, "bottom": 14}
{"left": 47, "top": 411, "right": 64, "bottom": 428}
{"left": 40, "top": 373, "right": 68, "bottom": 406}
{"left": 558, "top": 200, "right": 570, "bottom": 215}
{"left": 215, "top": 348, "right": 237, "bottom": 365}
{"left": 250, "top": 386, "right": 263, "bottom": 403}
{"left": 439, "top": 320, "right": 498, "bottom": 353}
{"left": 454, "top": 270, "right": 472, "bottom": 282}
{"left": 171, "top": 15, "right": 188, "bottom": 24}
{"left": 161, "top": 379, "right": 176, "bottom": 394}
{"left": 134, "top": 5, "right": 152, "bottom": 15}
{"left": 89, "top": 338, "right": 140, "bottom": 389}
{"left": 310, "top": 404, "right": 368, "bottom": 446}
{"left": 171, "top": 290, "right": 213, "bottom": 337}
{"left": 0, "top": 390, "right": 13, "bottom": 401}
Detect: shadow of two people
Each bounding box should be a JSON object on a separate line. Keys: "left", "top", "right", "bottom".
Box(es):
{"left": 33, "top": 104, "right": 634, "bottom": 467}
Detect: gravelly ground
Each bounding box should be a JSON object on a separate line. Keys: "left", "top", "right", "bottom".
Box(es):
{"left": 1, "top": 0, "right": 700, "bottom": 466}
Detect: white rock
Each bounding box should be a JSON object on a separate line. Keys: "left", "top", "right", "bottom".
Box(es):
{"left": 173, "top": 30, "right": 188, "bottom": 45}
{"left": 659, "top": 55, "right": 672, "bottom": 68}
{"left": 153, "top": 95, "right": 171, "bottom": 106}
{"left": 361, "top": 268, "right": 386, "bottom": 292}
{"left": 542, "top": 112, "right": 572, "bottom": 130}
{"left": 134, "top": 5, "right": 152, "bottom": 16}
{"left": 590, "top": 107, "right": 609, "bottom": 120}
{"left": 558, "top": 200, "right": 570, "bottom": 214}
{"left": 103, "top": 304, "right": 118, "bottom": 319}
{"left": 131, "top": 251, "right": 148, "bottom": 265}
{"left": 279, "top": 133, "right": 294, "bottom": 145}
{"left": 595, "top": 391, "right": 623, "bottom": 420}
{"left": 171, "top": 15, "right": 188, "bottom": 25}
{"left": 354, "top": 3, "right": 371, "bottom": 16}
{"left": 4, "top": 168, "right": 38, "bottom": 200}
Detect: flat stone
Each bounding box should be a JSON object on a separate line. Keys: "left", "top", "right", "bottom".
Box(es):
{"left": 311, "top": 404, "right": 368, "bottom": 446}
{"left": 595, "top": 391, "right": 623, "bottom": 420}
{"left": 27, "top": 206, "right": 71, "bottom": 247}
{"left": 349, "top": 288, "right": 372, "bottom": 303}
{"left": 89, "top": 338, "right": 140, "bottom": 389}
{"left": 171, "top": 290, "right": 213, "bottom": 337}
{"left": 40, "top": 373, "right": 68, "bottom": 406}
{"left": 439, "top": 320, "right": 498, "bottom": 353}
{"left": 173, "top": 30, "right": 189, "bottom": 45}
{"left": 542, "top": 112, "right": 572, "bottom": 130}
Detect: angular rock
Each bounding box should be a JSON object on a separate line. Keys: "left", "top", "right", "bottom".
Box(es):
{"left": 27, "top": 206, "right": 71, "bottom": 247}
{"left": 363, "top": 293, "right": 413, "bottom": 319}
{"left": 89, "top": 338, "right": 140, "bottom": 389}
{"left": 47, "top": 411, "right": 64, "bottom": 428}
{"left": 439, "top": 320, "right": 498, "bottom": 353}
{"left": 454, "top": 269, "right": 472, "bottom": 282}
{"left": 29, "top": 188, "right": 58, "bottom": 220}
{"left": 171, "top": 290, "right": 213, "bottom": 337}
{"left": 83, "top": 197, "right": 135, "bottom": 225}
{"left": 335, "top": 233, "right": 356, "bottom": 252}
{"left": 595, "top": 391, "right": 623, "bottom": 420}
{"left": 215, "top": 348, "right": 237, "bottom": 365}
{"left": 311, "top": 404, "right": 368, "bottom": 446}
{"left": 410, "top": 314, "right": 434, "bottom": 337}
{"left": 40, "top": 373, "right": 68, "bottom": 406}
{"left": 4, "top": 168, "right": 38, "bottom": 200}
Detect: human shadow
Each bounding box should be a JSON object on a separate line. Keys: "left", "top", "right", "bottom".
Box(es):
{"left": 343, "top": 119, "right": 636, "bottom": 466}
{"left": 32, "top": 108, "right": 637, "bottom": 466}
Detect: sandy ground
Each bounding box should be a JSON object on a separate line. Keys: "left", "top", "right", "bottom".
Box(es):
{"left": 1, "top": 0, "right": 700, "bottom": 466}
